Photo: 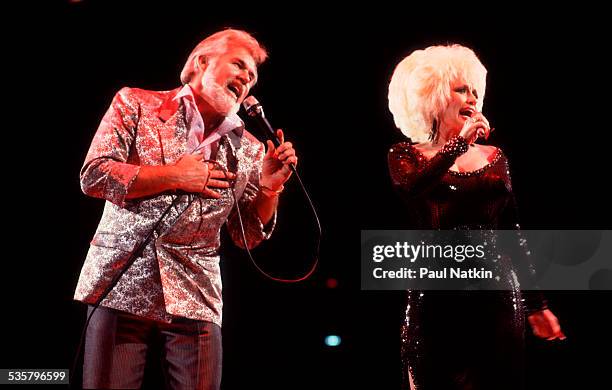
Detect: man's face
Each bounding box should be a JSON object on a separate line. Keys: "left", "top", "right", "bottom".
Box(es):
{"left": 194, "top": 46, "right": 258, "bottom": 117}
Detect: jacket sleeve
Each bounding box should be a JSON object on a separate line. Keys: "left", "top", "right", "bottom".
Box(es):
{"left": 80, "top": 87, "right": 142, "bottom": 207}
{"left": 226, "top": 141, "right": 275, "bottom": 249}
{"left": 388, "top": 136, "right": 469, "bottom": 198}
{"left": 498, "top": 156, "right": 548, "bottom": 314}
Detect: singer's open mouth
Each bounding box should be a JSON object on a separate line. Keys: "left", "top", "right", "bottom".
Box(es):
{"left": 226, "top": 82, "right": 242, "bottom": 101}
{"left": 459, "top": 108, "right": 474, "bottom": 119}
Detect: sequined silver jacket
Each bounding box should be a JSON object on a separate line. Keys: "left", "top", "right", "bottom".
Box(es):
{"left": 74, "top": 87, "right": 274, "bottom": 325}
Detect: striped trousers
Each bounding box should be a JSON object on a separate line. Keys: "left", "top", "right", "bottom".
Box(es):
{"left": 83, "top": 306, "right": 222, "bottom": 389}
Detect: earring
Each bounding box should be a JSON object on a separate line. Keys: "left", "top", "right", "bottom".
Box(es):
{"left": 429, "top": 118, "right": 439, "bottom": 143}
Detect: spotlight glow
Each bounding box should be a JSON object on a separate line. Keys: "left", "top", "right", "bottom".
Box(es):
{"left": 324, "top": 335, "right": 341, "bottom": 347}
{"left": 326, "top": 278, "right": 338, "bottom": 288}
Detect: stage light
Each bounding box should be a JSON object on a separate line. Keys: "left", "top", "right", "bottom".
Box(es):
{"left": 324, "top": 335, "right": 341, "bottom": 347}
{"left": 326, "top": 278, "right": 338, "bottom": 288}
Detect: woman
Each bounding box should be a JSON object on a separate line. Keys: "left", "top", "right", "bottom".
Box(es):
{"left": 387, "top": 44, "right": 565, "bottom": 390}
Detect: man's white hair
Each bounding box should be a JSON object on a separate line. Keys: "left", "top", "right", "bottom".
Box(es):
{"left": 388, "top": 44, "right": 487, "bottom": 142}
{"left": 180, "top": 28, "right": 267, "bottom": 84}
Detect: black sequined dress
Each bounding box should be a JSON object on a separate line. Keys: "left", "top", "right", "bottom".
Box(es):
{"left": 387, "top": 136, "right": 547, "bottom": 390}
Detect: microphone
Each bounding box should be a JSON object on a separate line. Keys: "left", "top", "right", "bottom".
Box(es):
{"left": 470, "top": 113, "right": 494, "bottom": 141}
{"left": 477, "top": 127, "right": 495, "bottom": 140}
{"left": 242, "top": 96, "right": 282, "bottom": 148}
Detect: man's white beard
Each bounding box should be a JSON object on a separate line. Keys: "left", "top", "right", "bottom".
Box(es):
{"left": 200, "top": 74, "right": 240, "bottom": 117}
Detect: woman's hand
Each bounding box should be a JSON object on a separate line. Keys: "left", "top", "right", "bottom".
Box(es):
{"left": 260, "top": 129, "right": 298, "bottom": 191}
{"left": 528, "top": 309, "right": 566, "bottom": 341}
{"left": 459, "top": 112, "right": 491, "bottom": 144}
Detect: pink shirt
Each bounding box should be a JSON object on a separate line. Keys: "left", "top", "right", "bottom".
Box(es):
{"left": 174, "top": 84, "right": 243, "bottom": 159}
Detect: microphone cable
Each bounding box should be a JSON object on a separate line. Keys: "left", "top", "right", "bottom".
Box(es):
{"left": 218, "top": 154, "right": 321, "bottom": 283}
{"left": 238, "top": 96, "right": 321, "bottom": 281}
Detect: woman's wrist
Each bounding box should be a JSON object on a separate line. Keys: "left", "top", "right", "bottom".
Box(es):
{"left": 440, "top": 135, "right": 469, "bottom": 158}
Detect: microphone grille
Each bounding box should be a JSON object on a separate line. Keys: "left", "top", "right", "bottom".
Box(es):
{"left": 242, "top": 96, "right": 260, "bottom": 112}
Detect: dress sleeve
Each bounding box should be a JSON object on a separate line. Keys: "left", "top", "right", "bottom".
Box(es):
{"left": 498, "top": 156, "right": 549, "bottom": 314}
{"left": 226, "top": 141, "right": 275, "bottom": 249}
{"left": 80, "top": 87, "right": 142, "bottom": 207}
{"left": 388, "top": 136, "right": 469, "bottom": 197}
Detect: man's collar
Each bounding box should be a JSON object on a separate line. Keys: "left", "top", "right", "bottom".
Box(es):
{"left": 159, "top": 85, "right": 245, "bottom": 138}
{"left": 221, "top": 113, "right": 245, "bottom": 138}
{"left": 173, "top": 84, "right": 195, "bottom": 103}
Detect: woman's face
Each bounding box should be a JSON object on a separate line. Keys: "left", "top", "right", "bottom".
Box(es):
{"left": 440, "top": 79, "right": 479, "bottom": 132}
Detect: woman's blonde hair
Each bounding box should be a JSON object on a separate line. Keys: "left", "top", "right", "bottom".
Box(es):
{"left": 388, "top": 44, "right": 487, "bottom": 142}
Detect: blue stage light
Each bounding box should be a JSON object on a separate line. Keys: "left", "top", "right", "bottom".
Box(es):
{"left": 324, "top": 335, "right": 341, "bottom": 347}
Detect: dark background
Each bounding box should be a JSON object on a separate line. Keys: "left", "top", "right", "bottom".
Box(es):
{"left": 3, "top": 1, "right": 611, "bottom": 389}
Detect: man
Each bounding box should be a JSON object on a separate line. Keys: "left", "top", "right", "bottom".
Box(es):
{"left": 74, "top": 29, "right": 297, "bottom": 389}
